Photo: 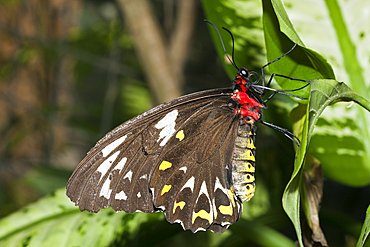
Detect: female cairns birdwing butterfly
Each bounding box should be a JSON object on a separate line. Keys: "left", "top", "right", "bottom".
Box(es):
{"left": 66, "top": 21, "right": 309, "bottom": 234}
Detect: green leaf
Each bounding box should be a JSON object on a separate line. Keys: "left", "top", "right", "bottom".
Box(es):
{"left": 308, "top": 80, "right": 370, "bottom": 141}
{"left": 0, "top": 189, "right": 164, "bottom": 247}
{"left": 284, "top": 79, "right": 370, "bottom": 246}
{"left": 261, "top": 0, "right": 370, "bottom": 244}
{"left": 357, "top": 205, "right": 370, "bottom": 247}
{"left": 278, "top": 0, "right": 370, "bottom": 187}
{"left": 263, "top": 0, "right": 335, "bottom": 100}
{"left": 202, "top": 0, "right": 265, "bottom": 77}
{"left": 282, "top": 102, "right": 309, "bottom": 246}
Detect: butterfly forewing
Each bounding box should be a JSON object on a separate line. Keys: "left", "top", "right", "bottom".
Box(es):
{"left": 67, "top": 88, "right": 244, "bottom": 232}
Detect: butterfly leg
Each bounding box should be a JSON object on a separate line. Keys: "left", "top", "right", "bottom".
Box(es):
{"left": 258, "top": 120, "right": 300, "bottom": 146}
{"left": 261, "top": 43, "right": 298, "bottom": 89}
{"left": 262, "top": 82, "right": 310, "bottom": 104}
{"left": 260, "top": 44, "right": 311, "bottom": 98}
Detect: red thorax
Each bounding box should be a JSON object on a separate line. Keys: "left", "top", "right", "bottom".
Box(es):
{"left": 232, "top": 76, "right": 263, "bottom": 123}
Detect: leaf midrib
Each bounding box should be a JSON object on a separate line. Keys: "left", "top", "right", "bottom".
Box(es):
{"left": 324, "top": 0, "right": 370, "bottom": 163}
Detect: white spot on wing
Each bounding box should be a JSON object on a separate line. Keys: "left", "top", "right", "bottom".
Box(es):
{"left": 115, "top": 190, "right": 127, "bottom": 200}
{"left": 155, "top": 110, "right": 178, "bottom": 146}
{"left": 98, "top": 153, "right": 125, "bottom": 199}
{"left": 180, "top": 176, "right": 195, "bottom": 192}
{"left": 114, "top": 157, "right": 127, "bottom": 172}
{"left": 100, "top": 177, "right": 112, "bottom": 199}
{"left": 193, "top": 181, "right": 214, "bottom": 224}
{"left": 150, "top": 187, "right": 155, "bottom": 201}
{"left": 221, "top": 221, "right": 232, "bottom": 226}
{"left": 139, "top": 174, "right": 147, "bottom": 180}
{"left": 97, "top": 151, "right": 120, "bottom": 182}
{"left": 174, "top": 219, "right": 185, "bottom": 229}
{"left": 137, "top": 192, "right": 141, "bottom": 198}
{"left": 101, "top": 135, "right": 127, "bottom": 157}
{"left": 123, "top": 170, "right": 133, "bottom": 182}
{"left": 214, "top": 177, "right": 227, "bottom": 193}
{"left": 194, "top": 227, "right": 206, "bottom": 233}
{"left": 212, "top": 196, "right": 217, "bottom": 219}
{"left": 214, "top": 176, "right": 233, "bottom": 203}
{"left": 214, "top": 176, "right": 234, "bottom": 214}
{"left": 198, "top": 181, "right": 209, "bottom": 199}
{"left": 237, "top": 201, "right": 242, "bottom": 212}
{"left": 179, "top": 166, "right": 187, "bottom": 173}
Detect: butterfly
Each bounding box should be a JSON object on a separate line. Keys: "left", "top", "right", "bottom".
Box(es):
{"left": 66, "top": 22, "right": 309, "bottom": 234}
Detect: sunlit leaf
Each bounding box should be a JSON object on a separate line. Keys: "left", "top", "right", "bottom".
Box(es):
{"left": 0, "top": 189, "right": 164, "bottom": 247}
{"left": 280, "top": 0, "right": 370, "bottom": 187}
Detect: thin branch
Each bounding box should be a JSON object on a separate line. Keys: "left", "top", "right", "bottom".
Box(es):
{"left": 117, "top": 0, "right": 182, "bottom": 104}
{"left": 169, "top": 0, "right": 197, "bottom": 85}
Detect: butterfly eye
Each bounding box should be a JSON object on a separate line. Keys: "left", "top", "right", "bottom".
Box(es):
{"left": 240, "top": 68, "right": 249, "bottom": 77}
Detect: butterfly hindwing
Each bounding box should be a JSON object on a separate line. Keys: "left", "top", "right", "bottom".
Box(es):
{"left": 66, "top": 88, "right": 243, "bottom": 232}
{"left": 150, "top": 99, "right": 243, "bottom": 233}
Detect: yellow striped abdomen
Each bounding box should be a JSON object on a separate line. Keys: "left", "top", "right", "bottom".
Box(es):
{"left": 232, "top": 121, "right": 256, "bottom": 201}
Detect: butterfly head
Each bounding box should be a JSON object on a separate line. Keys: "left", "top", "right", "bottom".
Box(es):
{"left": 233, "top": 68, "right": 262, "bottom": 92}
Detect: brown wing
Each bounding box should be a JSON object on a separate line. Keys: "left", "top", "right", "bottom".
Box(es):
{"left": 66, "top": 88, "right": 243, "bottom": 233}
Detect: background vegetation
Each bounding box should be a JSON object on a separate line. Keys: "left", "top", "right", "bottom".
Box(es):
{"left": 0, "top": 0, "right": 369, "bottom": 246}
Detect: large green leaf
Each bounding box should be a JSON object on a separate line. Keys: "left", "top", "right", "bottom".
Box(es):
{"left": 262, "top": 0, "right": 370, "bottom": 245}
{"left": 0, "top": 188, "right": 297, "bottom": 246}
{"left": 280, "top": 0, "right": 370, "bottom": 187}
{"left": 0, "top": 189, "right": 169, "bottom": 247}
{"left": 282, "top": 79, "right": 370, "bottom": 246}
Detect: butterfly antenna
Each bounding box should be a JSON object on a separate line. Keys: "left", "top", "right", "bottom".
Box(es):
{"left": 204, "top": 19, "right": 239, "bottom": 70}
{"left": 222, "top": 27, "right": 239, "bottom": 69}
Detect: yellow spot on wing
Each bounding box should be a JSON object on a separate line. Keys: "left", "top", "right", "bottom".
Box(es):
{"left": 192, "top": 210, "right": 213, "bottom": 224}
{"left": 176, "top": 130, "right": 185, "bottom": 141}
{"left": 173, "top": 201, "right": 186, "bottom": 214}
{"left": 159, "top": 161, "right": 172, "bottom": 171}
{"left": 161, "top": 185, "right": 172, "bottom": 195}
{"left": 219, "top": 205, "right": 233, "bottom": 216}
{"left": 228, "top": 189, "right": 236, "bottom": 207}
